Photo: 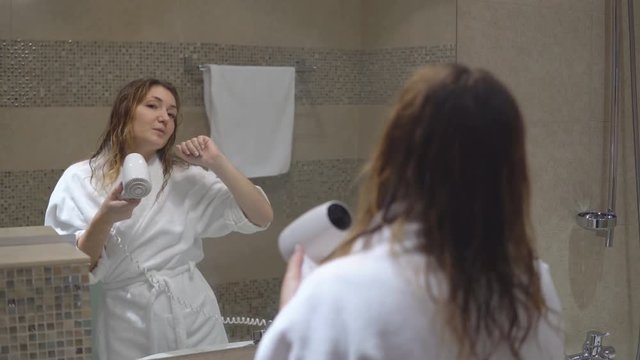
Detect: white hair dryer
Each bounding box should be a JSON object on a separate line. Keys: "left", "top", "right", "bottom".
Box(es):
{"left": 121, "top": 153, "right": 152, "bottom": 199}
{"left": 278, "top": 201, "right": 352, "bottom": 277}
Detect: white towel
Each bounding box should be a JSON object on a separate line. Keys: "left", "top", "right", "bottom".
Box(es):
{"left": 203, "top": 64, "right": 295, "bottom": 178}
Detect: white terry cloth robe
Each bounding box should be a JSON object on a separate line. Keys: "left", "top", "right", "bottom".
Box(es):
{"left": 255, "top": 224, "right": 566, "bottom": 360}
{"left": 45, "top": 155, "right": 269, "bottom": 360}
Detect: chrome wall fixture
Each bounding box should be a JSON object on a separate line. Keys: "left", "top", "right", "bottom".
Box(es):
{"left": 576, "top": 0, "right": 622, "bottom": 247}
{"left": 572, "top": 0, "right": 640, "bottom": 358}
{"left": 627, "top": 0, "right": 640, "bottom": 356}
{"left": 566, "top": 331, "right": 616, "bottom": 360}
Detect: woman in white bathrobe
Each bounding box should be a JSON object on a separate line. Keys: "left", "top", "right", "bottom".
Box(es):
{"left": 255, "top": 64, "right": 565, "bottom": 360}
{"left": 45, "top": 79, "right": 273, "bottom": 360}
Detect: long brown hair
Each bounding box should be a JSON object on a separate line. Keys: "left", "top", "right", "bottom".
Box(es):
{"left": 89, "top": 78, "right": 180, "bottom": 193}
{"left": 336, "top": 64, "right": 544, "bottom": 359}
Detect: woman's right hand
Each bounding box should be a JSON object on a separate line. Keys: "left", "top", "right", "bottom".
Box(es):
{"left": 96, "top": 182, "right": 141, "bottom": 224}
{"left": 78, "top": 182, "right": 141, "bottom": 269}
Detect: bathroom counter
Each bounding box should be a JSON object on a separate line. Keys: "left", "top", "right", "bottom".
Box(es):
{"left": 0, "top": 226, "right": 86, "bottom": 267}
{"left": 0, "top": 242, "right": 88, "bottom": 267}
{"left": 139, "top": 341, "right": 256, "bottom": 360}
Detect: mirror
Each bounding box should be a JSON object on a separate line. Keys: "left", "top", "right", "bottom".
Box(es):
{"left": 0, "top": 0, "right": 457, "bottom": 358}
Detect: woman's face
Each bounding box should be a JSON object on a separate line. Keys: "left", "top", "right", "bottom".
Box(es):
{"left": 130, "top": 85, "right": 177, "bottom": 158}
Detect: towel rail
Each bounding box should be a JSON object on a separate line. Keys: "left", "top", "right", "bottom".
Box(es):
{"left": 186, "top": 55, "right": 316, "bottom": 73}
{"left": 197, "top": 64, "right": 315, "bottom": 73}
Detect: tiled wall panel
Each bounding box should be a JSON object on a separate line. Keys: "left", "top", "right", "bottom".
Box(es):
{"left": 215, "top": 278, "right": 280, "bottom": 343}
{"left": 0, "top": 170, "right": 63, "bottom": 228}
{"left": 0, "top": 40, "right": 455, "bottom": 107}
{"left": 0, "top": 264, "right": 92, "bottom": 359}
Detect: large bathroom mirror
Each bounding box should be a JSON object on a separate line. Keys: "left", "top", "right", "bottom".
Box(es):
{"left": 0, "top": 0, "right": 457, "bottom": 358}
{"left": 5, "top": 1, "right": 640, "bottom": 359}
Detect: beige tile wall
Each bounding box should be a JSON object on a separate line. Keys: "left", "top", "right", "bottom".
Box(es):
{"left": 10, "top": 0, "right": 362, "bottom": 49}
{"left": 0, "top": 107, "right": 108, "bottom": 171}
{"left": 4, "top": 0, "right": 408, "bottom": 49}
{"left": 200, "top": 213, "right": 285, "bottom": 285}
{"left": 0, "top": 0, "right": 10, "bottom": 38}
{"left": 357, "top": 0, "right": 458, "bottom": 158}
{"left": 362, "top": 0, "right": 457, "bottom": 49}
{"left": 176, "top": 0, "right": 362, "bottom": 48}
{"left": 11, "top": 0, "right": 183, "bottom": 43}
{"left": 458, "top": 0, "right": 638, "bottom": 357}
{"left": 356, "top": 105, "right": 388, "bottom": 159}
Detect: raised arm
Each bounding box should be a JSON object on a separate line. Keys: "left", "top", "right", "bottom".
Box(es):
{"left": 176, "top": 135, "right": 273, "bottom": 227}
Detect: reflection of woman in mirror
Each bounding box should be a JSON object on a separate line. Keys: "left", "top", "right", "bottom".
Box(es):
{"left": 256, "top": 64, "right": 564, "bottom": 360}
{"left": 45, "top": 79, "right": 273, "bottom": 359}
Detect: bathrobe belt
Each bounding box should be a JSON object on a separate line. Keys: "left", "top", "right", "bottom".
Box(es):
{"left": 101, "top": 261, "right": 198, "bottom": 351}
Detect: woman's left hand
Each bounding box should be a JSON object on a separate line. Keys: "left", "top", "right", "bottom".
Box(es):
{"left": 279, "top": 245, "right": 305, "bottom": 310}
{"left": 175, "top": 135, "right": 223, "bottom": 168}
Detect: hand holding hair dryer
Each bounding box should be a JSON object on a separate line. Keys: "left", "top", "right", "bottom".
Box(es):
{"left": 278, "top": 201, "right": 352, "bottom": 277}
{"left": 121, "top": 153, "right": 152, "bottom": 199}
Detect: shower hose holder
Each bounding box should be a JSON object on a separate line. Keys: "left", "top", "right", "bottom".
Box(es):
{"left": 576, "top": 210, "right": 617, "bottom": 247}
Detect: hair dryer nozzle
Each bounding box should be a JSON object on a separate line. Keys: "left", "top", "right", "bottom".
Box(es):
{"left": 121, "top": 153, "right": 152, "bottom": 199}
{"left": 278, "top": 201, "right": 352, "bottom": 264}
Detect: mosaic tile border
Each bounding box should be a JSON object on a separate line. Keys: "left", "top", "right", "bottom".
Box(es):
{"left": 214, "top": 277, "right": 281, "bottom": 343}
{"left": 0, "top": 169, "right": 64, "bottom": 229}
{"left": 0, "top": 264, "right": 92, "bottom": 360}
{"left": 0, "top": 40, "right": 455, "bottom": 107}
{"left": 361, "top": 45, "right": 457, "bottom": 104}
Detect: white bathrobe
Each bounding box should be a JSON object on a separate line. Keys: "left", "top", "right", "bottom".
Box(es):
{"left": 255, "top": 224, "right": 565, "bottom": 360}
{"left": 45, "top": 155, "right": 268, "bottom": 360}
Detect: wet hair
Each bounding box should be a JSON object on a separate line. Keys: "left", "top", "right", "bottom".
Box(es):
{"left": 89, "top": 78, "right": 180, "bottom": 194}
{"left": 335, "top": 64, "right": 545, "bottom": 359}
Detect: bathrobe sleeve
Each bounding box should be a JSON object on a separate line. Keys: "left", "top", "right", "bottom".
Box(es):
{"left": 45, "top": 168, "right": 89, "bottom": 241}
{"left": 253, "top": 256, "right": 417, "bottom": 360}
{"left": 188, "top": 166, "right": 270, "bottom": 237}
{"left": 44, "top": 164, "right": 111, "bottom": 282}
{"left": 256, "top": 256, "right": 566, "bottom": 360}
